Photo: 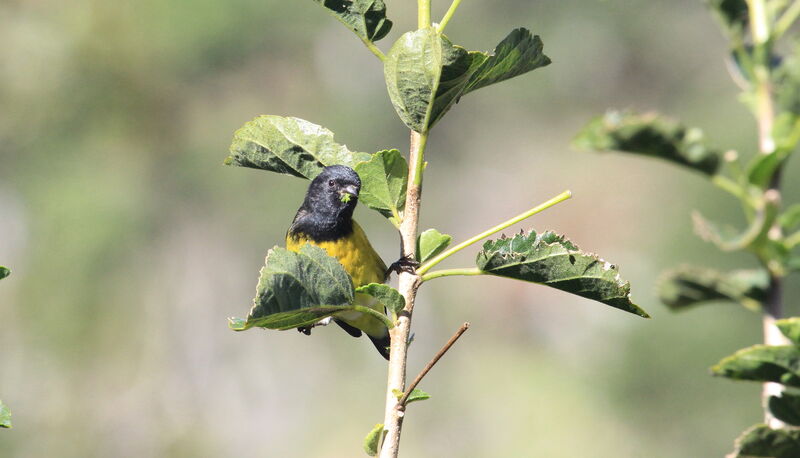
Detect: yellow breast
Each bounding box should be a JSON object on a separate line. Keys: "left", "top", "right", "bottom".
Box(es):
{"left": 286, "top": 220, "right": 386, "bottom": 287}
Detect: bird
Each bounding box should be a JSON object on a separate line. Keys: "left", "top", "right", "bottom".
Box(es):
{"left": 286, "top": 165, "right": 392, "bottom": 359}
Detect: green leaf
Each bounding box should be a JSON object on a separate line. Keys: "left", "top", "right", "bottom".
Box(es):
{"left": 462, "top": 28, "right": 551, "bottom": 96}
{"left": 384, "top": 28, "right": 468, "bottom": 132}
{"left": 356, "top": 283, "right": 405, "bottom": 315}
{"left": 404, "top": 388, "right": 431, "bottom": 404}
{"left": 747, "top": 151, "right": 784, "bottom": 188}
{"left": 231, "top": 245, "right": 394, "bottom": 332}
{"left": 392, "top": 388, "right": 431, "bottom": 404}
{"left": 574, "top": 111, "right": 721, "bottom": 176}
{"left": 416, "top": 228, "right": 452, "bottom": 263}
{"left": 706, "top": 0, "right": 748, "bottom": 39}
{"left": 355, "top": 149, "right": 407, "bottom": 221}
{"left": 384, "top": 28, "right": 550, "bottom": 133}
{"left": 0, "top": 400, "right": 10, "bottom": 429}
{"left": 0, "top": 266, "right": 9, "bottom": 280}
{"left": 312, "top": 0, "right": 392, "bottom": 43}
{"left": 711, "top": 344, "right": 800, "bottom": 387}
{"left": 476, "top": 230, "right": 649, "bottom": 318}
{"left": 769, "top": 393, "right": 800, "bottom": 426}
{"left": 777, "top": 318, "right": 800, "bottom": 346}
{"left": 225, "top": 115, "right": 370, "bottom": 179}
{"left": 779, "top": 204, "right": 800, "bottom": 231}
{"left": 730, "top": 424, "right": 800, "bottom": 458}
{"left": 657, "top": 266, "right": 768, "bottom": 311}
{"left": 363, "top": 423, "right": 385, "bottom": 456}
{"left": 233, "top": 244, "right": 355, "bottom": 331}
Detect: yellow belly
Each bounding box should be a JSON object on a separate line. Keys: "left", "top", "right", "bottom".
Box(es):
{"left": 286, "top": 220, "right": 388, "bottom": 337}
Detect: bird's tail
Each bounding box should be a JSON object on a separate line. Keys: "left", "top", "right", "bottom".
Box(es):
{"left": 334, "top": 318, "right": 390, "bottom": 360}
{"left": 367, "top": 333, "right": 391, "bottom": 360}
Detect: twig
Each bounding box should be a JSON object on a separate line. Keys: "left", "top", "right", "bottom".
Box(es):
{"left": 397, "top": 322, "right": 470, "bottom": 409}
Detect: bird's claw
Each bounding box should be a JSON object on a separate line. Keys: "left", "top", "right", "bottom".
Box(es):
{"left": 387, "top": 256, "right": 419, "bottom": 277}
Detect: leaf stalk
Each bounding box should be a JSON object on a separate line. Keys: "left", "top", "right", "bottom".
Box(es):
{"left": 437, "top": 0, "right": 463, "bottom": 34}
{"left": 416, "top": 190, "right": 573, "bottom": 275}
{"left": 420, "top": 267, "right": 484, "bottom": 282}
{"left": 360, "top": 36, "right": 387, "bottom": 61}
{"left": 775, "top": 0, "right": 800, "bottom": 39}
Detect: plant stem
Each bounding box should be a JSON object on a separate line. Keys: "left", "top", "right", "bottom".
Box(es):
{"left": 711, "top": 175, "right": 753, "bottom": 206}
{"left": 360, "top": 37, "right": 387, "bottom": 61}
{"left": 748, "top": 0, "right": 776, "bottom": 154}
{"left": 747, "top": 0, "right": 789, "bottom": 429}
{"left": 397, "top": 322, "right": 470, "bottom": 408}
{"left": 421, "top": 267, "right": 484, "bottom": 282}
{"left": 775, "top": 0, "right": 800, "bottom": 39}
{"left": 380, "top": 130, "right": 427, "bottom": 458}
{"left": 416, "top": 190, "right": 573, "bottom": 275}
{"left": 437, "top": 0, "right": 463, "bottom": 33}
{"left": 418, "top": 0, "right": 431, "bottom": 29}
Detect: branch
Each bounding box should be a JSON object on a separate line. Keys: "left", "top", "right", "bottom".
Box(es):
{"left": 397, "top": 322, "right": 470, "bottom": 409}
{"left": 379, "top": 130, "right": 427, "bottom": 458}
{"left": 747, "top": 0, "right": 790, "bottom": 429}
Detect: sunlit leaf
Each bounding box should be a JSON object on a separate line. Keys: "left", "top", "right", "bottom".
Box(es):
{"left": 769, "top": 393, "right": 800, "bottom": 426}
{"left": 355, "top": 149, "right": 407, "bottom": 221}
{"left": 476, "top": 230, "right": 649, "bottom": 318}
{"left": 574, "top": 111, "right": 721, "bottom": 176}
{"left": 0, "top": 266, "right": 8, "bottom": 280}
{"left": 312, "top": 0, "right": 393, "bottom": 43}
{"left": 225, "top": 115, "right": 370, "bottom": 179}
{"left": 230, "top": 245, "right": 392, "bottom": 331}
{"left": 363, "top": 423, "right": 385, "bottom": 456}
{"left": 384, "top": 28, "right": 550, "bottom": 132}
{"left": 658, "top": 266, "right": 768, "bottom": 311}
{"left": 405, "top": 388, "right": 431, "bottom": 404}
{"left": 777, "top": 318, "right": 800, "bottom": 346}
{"left": 0, "top": 400, "right": 10, "bottom": 429}
{"left": 356, "top": 283, "right": 405, "bottom": 315}
{"left": 392, "top": 388, "right": 431, "bottom": 404}
{"left": 416, "top": 228, "right": 452, "bottom": 263}
{"left": 730, "top": 424, "right": 800, "bottom": 458}
{"left": 384, "top": 28, "right": 468, "bottom": 132}
{"left": 462, "top": 28, "right": 551, "bottom": 96}
{"left": 711, "top": 344, "right": 800, "bottom": 387}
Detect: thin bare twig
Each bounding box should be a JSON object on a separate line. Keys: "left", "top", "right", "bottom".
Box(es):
{"left": 397, "top": 322, "right": 470, "bottom": 409}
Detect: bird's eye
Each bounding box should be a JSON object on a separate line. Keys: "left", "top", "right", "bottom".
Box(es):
{"left": 328, "top": 179, "right": 335, "bottom": 187}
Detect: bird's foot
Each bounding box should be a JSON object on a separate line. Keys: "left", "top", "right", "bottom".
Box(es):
{"left": 387, "top": 255, "right": 419, "bottom": 277}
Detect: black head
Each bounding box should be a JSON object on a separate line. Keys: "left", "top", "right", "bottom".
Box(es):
{"left": 289, "top": 165, "right": 362, "bottom": 240}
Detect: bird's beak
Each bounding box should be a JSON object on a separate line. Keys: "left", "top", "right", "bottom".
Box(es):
{"left": 340, "top": 185, "right": 359, "bottom": 199}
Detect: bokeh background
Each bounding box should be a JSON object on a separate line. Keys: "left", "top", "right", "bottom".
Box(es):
{"left": 2, "top": 0, "right": 799, "bottom": 456}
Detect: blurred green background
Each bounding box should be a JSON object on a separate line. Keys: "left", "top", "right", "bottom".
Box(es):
{"left": 2, "top": 0, "right": 799, "bottom": 456}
